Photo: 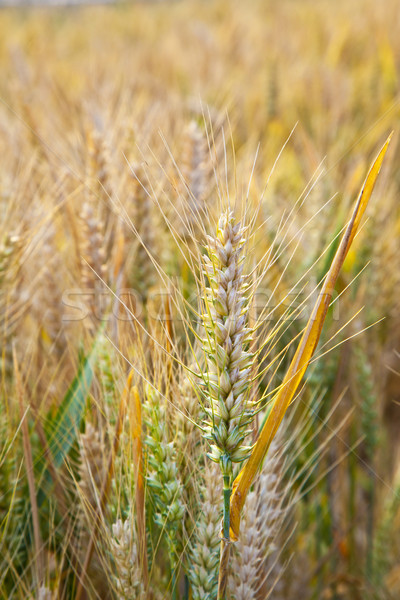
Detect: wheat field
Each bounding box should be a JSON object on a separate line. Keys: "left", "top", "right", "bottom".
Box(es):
{"left": 0, "top": 0, "right": 399, "bottom": 599}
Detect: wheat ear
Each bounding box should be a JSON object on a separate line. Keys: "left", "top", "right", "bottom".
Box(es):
{"left": 110, "top": 516, "right": 145, "bottom": 600}
{"left": 143, "top": 385, "right": 186, "bottom": 599}
{"left": 229, "top": 435, "right": 283, "bottom": 599}
{"left": 129, "top": 163, "right": 156, "bottom": 305}
{"left": 188, "top": 462, "right": 222, "bottom": 600}
{"left": 79, "top": 198, "right": 107, "bottom": 326}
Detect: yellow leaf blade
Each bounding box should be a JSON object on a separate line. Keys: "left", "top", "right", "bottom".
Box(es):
{"left": 229, "top": 132, "right": 393, "bottom": 541}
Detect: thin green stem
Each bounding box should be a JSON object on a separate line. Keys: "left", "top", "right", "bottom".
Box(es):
{"left": 218, "top": 472, "right": 232, "bottom": 600}
{"left": 172, "top": 568, "right": 177, "bottom": 600}
{"left": 223, "top": 474, "right": 231, "bottom": 540}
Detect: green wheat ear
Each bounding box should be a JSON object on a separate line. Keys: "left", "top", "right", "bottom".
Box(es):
{"left": 188, "top": 462, "right": 222, "bottom": 600}
{"left": 200, "top": 210, "right": 255, "bottom": 474}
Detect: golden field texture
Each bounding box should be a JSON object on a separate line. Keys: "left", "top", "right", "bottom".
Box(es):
{"left": 0, "top": 0, "right": 400, "bottom": 598}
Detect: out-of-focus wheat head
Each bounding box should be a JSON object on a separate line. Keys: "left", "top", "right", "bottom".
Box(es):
{"left": 110, "top": 516, "right": 145, "bottom": 600}
{"left": 228, "top": 435, "right": 284, "bottom": 599}
{"left": 188, "top": 462, "right": 222, "bottom": 600}
{"left": 127, "top": 162, "right": 157, "bottom": 306}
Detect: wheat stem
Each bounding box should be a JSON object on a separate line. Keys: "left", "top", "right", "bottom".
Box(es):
{"left": 222, "top": 474, "right": 231, "bottom": 541}
{"left": 218, "top": 472, "right": 232, "bottom": 600}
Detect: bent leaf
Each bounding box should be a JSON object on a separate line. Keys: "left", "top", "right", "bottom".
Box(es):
{"left": 229, "top": 132, "right": 393, "bottom": 541}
